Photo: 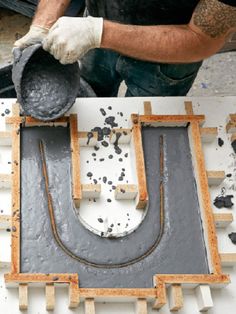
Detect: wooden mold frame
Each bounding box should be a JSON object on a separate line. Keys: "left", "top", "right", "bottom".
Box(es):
{"left": 1, "top": 102, "right": 234, "bottom": 312}
{"left": 3, "top": 107, "right": 81, "bottom": 309}
{"left": 129, "top": 101, "right": 231, "bottom": 311}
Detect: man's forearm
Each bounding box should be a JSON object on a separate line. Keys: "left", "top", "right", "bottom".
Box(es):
{"left": 101, "top": 21, "right": 225, "bottom": 64}
{"left": 33, "top": 0, "right": 71, "bottom": 28}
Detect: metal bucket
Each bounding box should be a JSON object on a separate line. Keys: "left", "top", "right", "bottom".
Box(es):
{"left": 12, "top": 44, "right": 80, "bottom": 121}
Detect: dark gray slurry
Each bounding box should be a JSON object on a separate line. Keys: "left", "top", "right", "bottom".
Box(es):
{"left": 232, "top": 140, "right": 236, "bottom": 153}
{"left": 21, "top": 126, "right": 208, "bottom": 288}
{"left": 228, "top": 232, "right": 236, "bottom": 244}
{"left": 213, "top": 195, "right": 234, "bottom": 208}
{"left": 12, "top": 45, "right": 80, "bottom": 121}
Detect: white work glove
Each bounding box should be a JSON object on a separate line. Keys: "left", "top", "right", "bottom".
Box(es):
{"left": 14, "top": 25, "right": 49, "bottom": 49}
{"left": 43, "top": 16, "right": 103, "bottom": 64}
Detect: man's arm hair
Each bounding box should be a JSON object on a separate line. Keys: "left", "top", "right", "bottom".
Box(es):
{"left": 33, "top": 0, "right": 71, "bottom": 28}
{"left": 101, "top": 0, "right": 236, "bottom": 63}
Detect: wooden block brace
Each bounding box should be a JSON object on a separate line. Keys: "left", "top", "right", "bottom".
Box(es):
{"left": 68, "top": 282, "right": 80, "bottom": 309}
{"left": 70, "top": 114, "right": 82, "bottom": 208}
{"left": 110, "top": 128, "right": 132, "bottom": 144}
{"left": 0, "top": 260, "right": 11, "bottom": 269}
{"left": 214, "top": 213, "right": 233, "bottom": 228}
{"left": 231, "top": 133, "right": 236, "bottom": 143}
{"left": 0, "top": 131, "right": 12, "bottom": 146}
{"left": 115, "top": 184, "right": 138, "bottom": 200}
{"left": 19, "top": 283, "right": 28, "bottom": 311}
{"left": 78, "top": 131, "right": 98, "bottom": 147}
{"left": 144, "top": 101, "right": 152, "bottom": 115}
{"left": 82, "top": 184, "right": 101, "bottom": 199}
{"left": 131, "top": 114, "right": 148, "bottom": 209}
{"left": 0, "top": 215, "right": 11, "bottom": 230}
{"left": 200, "top": 127, "right": 218, "bottom": 142}
{"left": 220, "top": 253, "right": 236, "bottom": 266}
{"left": 84, "top": 298, "right": 96, "bottom": 314}
{"left": 136, "top": 298, "right": 148, "bottom": 314}
{"left": 226, "top": 114, "right": 236, "bottom": 133}
{"left": 206, "top": 171, "right": 225, "bottom": 186}
{"left": 12, "top": 102, "right": 20, "bottom": 116}
{"left": 0, "top": 174, "right": 11, "bottom": 189}
{"left": 184, "top": 101, "right": 194, "bottom": 115}
{"left": 195, "top": 285, "right": 213, "bottom": 312}
{"left": 168, "top": 284, "right": 183, "bottom": 312}
{"left": 46, "top": 283, "right": 55, "bottom": 311}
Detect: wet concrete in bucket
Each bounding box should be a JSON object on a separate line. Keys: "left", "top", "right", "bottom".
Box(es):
{"left": 20, "top": 126, "right": 208, "bottom": 288}
{"left": 12, "top": 45, "right": 80, "bottom": 120}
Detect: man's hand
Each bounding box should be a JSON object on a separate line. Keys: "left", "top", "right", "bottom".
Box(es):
{"left": 14, "top": 25, "right": 49, "bottom": 49}
{"left": 43, "top": 17, "right": 103, "bottom": 64}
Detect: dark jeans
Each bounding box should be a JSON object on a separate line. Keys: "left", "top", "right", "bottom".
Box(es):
{"left": 80, "top": 49, "right": 202, "bottom": 97}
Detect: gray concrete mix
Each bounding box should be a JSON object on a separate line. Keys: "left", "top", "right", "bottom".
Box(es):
{"left": 20, "top": 126, "right": 208, "bottom": 288}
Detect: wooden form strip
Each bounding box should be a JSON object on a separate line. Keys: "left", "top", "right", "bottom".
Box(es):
{"left": 70, "top": 114, "right": 82, "bottom": 208}
{"left": 184, "top": 101, "right": 194, "bottom": 115}
{"left": 0, "top": 131, "right": 12, "bottom": 146}
{"left": 200, "top": 127, "right": 218, "bottom": 142}
{"left": 46, "top": 283, "right": 55, "bottom": 311}
{"left": 220, "top": 253, "right": 236, "bottom": 266}
{"left": 85, "top": 298, "right": 96, "bottom": 314}
{"left": 5, "top": 273, "right": 78, "bottom": 285}
{"left": 188, "top": 121, "right": 222, "bottom": 274}
{"left": 79, "top": 288, "right": 156, "bottom": 299}
{"left": 168, "top": 284, "right": 183, "bottom": 312}
{"left": 136, "top": 298, "right": 148, "bottom": 314}
{"left": 206, "top": 171, "right": 225, "bottom": 186}
{"left": 214, "top": 213, "right": 233, "bottom": 228}
{"left": 0, "top": 173, "right": 11, "bottom": 189}
{"left": 5, "top": 116, "right": 69, "bottom": 125}
{"left": 139, "top": 114, "right": 205, "bottom": 127}
{"left": 0, "top": 215, "right": 11, "bottom": 229}
{"left": 19, "top": 283, "right": 28, "bottom": 311}
{"left": 11, "top": 122, "right": 21, "bottom": 274}
{"left": 131, "top": 114, "right": 148, "bottom": 209}
{"left": 144, "top": 101, "right": 152, "bottom": 115}
{"left": 153, "top": 274, "right": 230, "bottom": 309}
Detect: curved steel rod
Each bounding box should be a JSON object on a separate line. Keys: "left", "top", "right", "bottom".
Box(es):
{"left": 39, "top": 135, "right": 165, "bottom": 268}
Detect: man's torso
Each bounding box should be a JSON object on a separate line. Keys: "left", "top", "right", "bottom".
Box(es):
{"left": 86, "top": 0, "right": 200, "bottom": 25}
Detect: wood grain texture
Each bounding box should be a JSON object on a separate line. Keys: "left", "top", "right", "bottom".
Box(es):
{"left": 184, "top": 101, "right": 194, "bottom": 115}
{"left": 189, "top": 121, "right": 222, "bottom": 274}
{"left": 136, "top": 298, "right": 148, "bottom": 314}
{"left": 70, "top": 114, "right": 82, "bottom": 208}
{"left": 85, "top": 298, "right": 95, "bottom": 314}
{"left": 168, "top": 284, "right": 183, "bottom": 312}
{"left": 45, "top": 283, "right": 55, "bottom": 311}
{"left": 144, "top": 101, "right": 152, "bottom": 115}
{"left": 19, "top": 283, "right": 28, "bottom": 311}
{"left": 10, "top": 123, "right": 21, "bottom": 273}
{"left": 131, "top": 114, "right": 148, "bottom": 209}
